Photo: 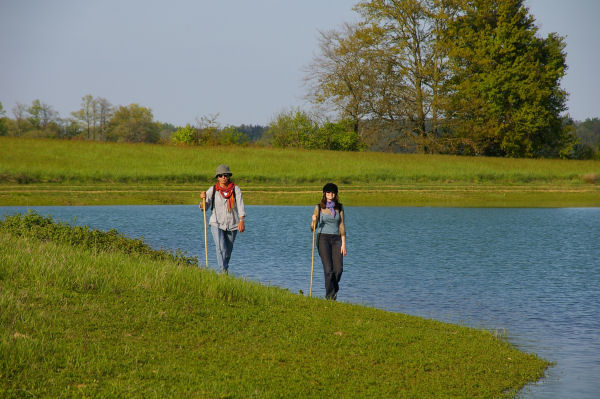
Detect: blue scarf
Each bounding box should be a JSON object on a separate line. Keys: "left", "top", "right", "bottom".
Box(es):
{"left": 326, "top": 201, "right": 336, "bottom": 217}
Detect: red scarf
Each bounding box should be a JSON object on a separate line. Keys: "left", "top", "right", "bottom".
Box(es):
{"left": 215, "top": 182, "right": 236, "bottom": 212}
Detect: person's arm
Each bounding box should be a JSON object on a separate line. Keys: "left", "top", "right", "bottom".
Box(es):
{"left": 311, "top": 205, "right": 319, "bottom": 231}
{"left": 200, "top": 186, "right": 214, "bottom": 211}
{"left": 339, "top": 208, "right": 347, "bottom": 256}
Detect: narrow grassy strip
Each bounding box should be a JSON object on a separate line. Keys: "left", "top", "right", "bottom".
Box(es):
{"left": 1, "top": 216, "right": 550, "bottom": 398}
{"left": 1, "top": 182, "right": 598, "bottom": 207}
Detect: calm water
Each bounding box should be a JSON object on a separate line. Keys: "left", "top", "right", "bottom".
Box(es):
{"left": 2, "top": 205, "right": 599, "bottom": 398}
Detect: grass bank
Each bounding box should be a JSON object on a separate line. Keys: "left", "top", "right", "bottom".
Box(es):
{"left": 1, "top": 213, "right": 550, "bottom": 398}
{"left": 1, "top": 137, "right": 598, "bottom": 206}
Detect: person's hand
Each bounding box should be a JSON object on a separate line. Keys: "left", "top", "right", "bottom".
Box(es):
{"left": 311, "top": 214, "right": 317, "bottom": 231}
{"left": 200, "top": 191, "right": 206, "bottom": 211}
{"left": 341, "top": 243, "right": 347, "bottom": 256}
{"left": 238, "top": 219, "right": 245, "bottom": 233}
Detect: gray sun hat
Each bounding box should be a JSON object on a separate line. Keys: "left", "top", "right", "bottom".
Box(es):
{"left": 215, "top": 164, "right": 232, "bottom": 178}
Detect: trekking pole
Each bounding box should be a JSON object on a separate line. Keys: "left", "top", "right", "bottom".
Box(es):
{"left": 309, "top": 223, "right": 316, "bottom": 297}
{"left": 202, "top": 197, "right": 209, "bottom": 268}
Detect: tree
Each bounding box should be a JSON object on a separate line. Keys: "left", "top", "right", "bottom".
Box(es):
{"left": 95, "top": 97, "right": 113, "bottom": 141}
{"left": 12, "top": 103, "right": 30, "bottom": 136}
{"left": 0, "top": 102, "right": 7, "bottom": 136}
{"left": 267, "top": 109, "right": 318, "bottom": 149}
{"left": 107, "top": 104, "right": 160, "bottom": 143}
{"left": 71, "top": 94, "right": 96, "bottom": 139}
{"left": 218, "top": 126, "right": 250, "bottom": 146}
{"left": 316, "top": 119, "right": 366, "bottom": 151}
{"left": 305, "top": 23, "right": 377, "bottom": 136}
{"left": 72, "top": 95, "right": 113, "bottom": 140}
{"left": 171, "top": 124, "right": 197, "bottom": 145}
{"left": 27, "top": 99, "right": 58, "bottom": 131}
{"left": 306, "top": 1, "right": 454, "bottom": 153}
{"left": 354, "top": 0, "right": 453, "bottom": 152}
{"left": 445, "top": 0, "right": 574, "bottom": 157}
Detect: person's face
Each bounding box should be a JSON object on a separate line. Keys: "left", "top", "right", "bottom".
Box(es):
{"left": 217, "top": 174, "right": 231, "bottom": 185}
{"left": 325, "top": 191, "right": 336, "bottom": 201}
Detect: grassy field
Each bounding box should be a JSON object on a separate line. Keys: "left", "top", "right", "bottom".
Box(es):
{"left": 1, "top": 137, "right": 599, "bottom": 206}
{"left": 1, "top": 213, "right": 551, "bottom": 398}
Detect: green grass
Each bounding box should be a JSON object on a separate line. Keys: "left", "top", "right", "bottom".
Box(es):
{"left": 1, "top": 137, "right": 599, "bottom": 206}
{"left": 1, "top": 214, "right": 550, "bottom": 398}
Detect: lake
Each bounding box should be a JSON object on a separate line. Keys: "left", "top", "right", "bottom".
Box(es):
{"left": 2, "top": 205, "right": 599, "bottom": 398}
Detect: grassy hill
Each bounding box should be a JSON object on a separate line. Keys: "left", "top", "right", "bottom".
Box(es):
{"left": 1, "top": 137, "right": 599, "bottom": 206}
{"left": 1, "top": 213, "right": 550, "bottom": 398}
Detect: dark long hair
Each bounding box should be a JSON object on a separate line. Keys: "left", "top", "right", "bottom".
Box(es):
{"left": 320, "top": 193, "right": 342, "bottom": 211}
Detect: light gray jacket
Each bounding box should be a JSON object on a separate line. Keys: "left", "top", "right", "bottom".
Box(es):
{"left": 202, "top": 185, "right": 246, "bottom": 231}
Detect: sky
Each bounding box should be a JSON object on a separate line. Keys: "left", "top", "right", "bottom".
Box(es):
{"left": 1, "top": 0, "right": 599, "bottom": 127}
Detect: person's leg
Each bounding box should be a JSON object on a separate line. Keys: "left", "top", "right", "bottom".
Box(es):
{"left": 330, "top": 235, "right": 344, "bottom": 299}
{"left": 317, "top": 234, "right": 336, "bottom": 299}
{"left": 211, "top": 226, "right": 227, "bottom": 272}
{"left": 222, "top": 230, "right": 237, "bottom": 271}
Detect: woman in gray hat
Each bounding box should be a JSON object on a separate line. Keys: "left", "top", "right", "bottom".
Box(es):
{"left": 311, "top": 182, "right": 346, "bottom": 300}
{"left": 200, "top": 164, "right": 246, "bottom": 273}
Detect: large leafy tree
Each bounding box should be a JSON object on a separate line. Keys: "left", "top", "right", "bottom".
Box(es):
{"left": 307, "top": 0, "right": 454, "bottom": 153}
{"left": 107, "top": 104, "right": 159, "bottom": 143}
{"left": 445, "top": 0, "right": 574, "bottom": 157}
{"left": 354, "top": 0, "right": 452, "bottom": 152}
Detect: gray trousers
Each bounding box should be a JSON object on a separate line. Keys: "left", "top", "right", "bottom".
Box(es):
{"left": 211, "top": 226, "right": 237, "bottom": 272}
{"left": 317, "top": 233, "right": 343, "bottom": 299}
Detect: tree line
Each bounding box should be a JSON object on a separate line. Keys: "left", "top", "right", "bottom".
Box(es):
{"left": 0, "top": 98, "right": 364, "bottom": 152}
{"left": 304, "top": 0, "right": 597, "bottom": 159}
{"left": 1, "top": 0, "right": 599, "bottom": 158}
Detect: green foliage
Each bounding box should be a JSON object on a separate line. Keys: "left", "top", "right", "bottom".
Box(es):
{"left": 268, "top": 109, "right": 364, "bottom": 151}
{"left": 0, "top": 102, "right": 7, "bottom": 137}
{"left": 171, "top": 124, "right": 249, "bottom": 146}
{"left": 171, "top": 124, "right": 197, "bottom": 145}
{"left": 317, "top": 119, "right": 366, "bottom": 151}
{"left": 269, "top": 108, "right": 318, "bottom": 148}
{"left": 445, "top": 0, "right": 574, "bottom": 157}
{"left": 572, "top": 118, "right": 600, "bottom": 159}
{"left": 107, "top": 104, "right": 160, "bottom": 143}
{"left": 218, "top": 126, "right": 250, "bottom": 146}
{"left": 0, "top": 211, "right": 197, "bottom": 266}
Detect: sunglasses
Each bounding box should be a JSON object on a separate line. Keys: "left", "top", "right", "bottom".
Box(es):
{"left": 217, "top": 174, "right": 231, "bottom": 178}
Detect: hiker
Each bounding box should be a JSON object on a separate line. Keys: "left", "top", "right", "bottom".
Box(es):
{"left": 200, "top": 164, "right": 246, "bottom": 273}
{"left": 311, "top": 182, "right": 347, "bottom": 300}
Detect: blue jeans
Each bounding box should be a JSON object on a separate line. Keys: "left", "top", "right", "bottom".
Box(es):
{"left": 211, "top": 226, "right": 237, "bottom": 272}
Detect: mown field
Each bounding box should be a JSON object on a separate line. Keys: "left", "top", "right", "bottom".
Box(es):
{"left": 1, "top": 213, "right": 551, "bottom": 398}
{"left": 1, "top": 137, "right": 599, "bottom": 206}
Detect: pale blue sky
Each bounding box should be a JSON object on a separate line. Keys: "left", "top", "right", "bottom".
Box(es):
{"left": 1, "top": 0, "right": 598, "bottom": 126}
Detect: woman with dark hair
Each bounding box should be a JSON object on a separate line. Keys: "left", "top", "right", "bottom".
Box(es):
{"left": 311, "top": 182, "right": 347, "bottom": 300}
